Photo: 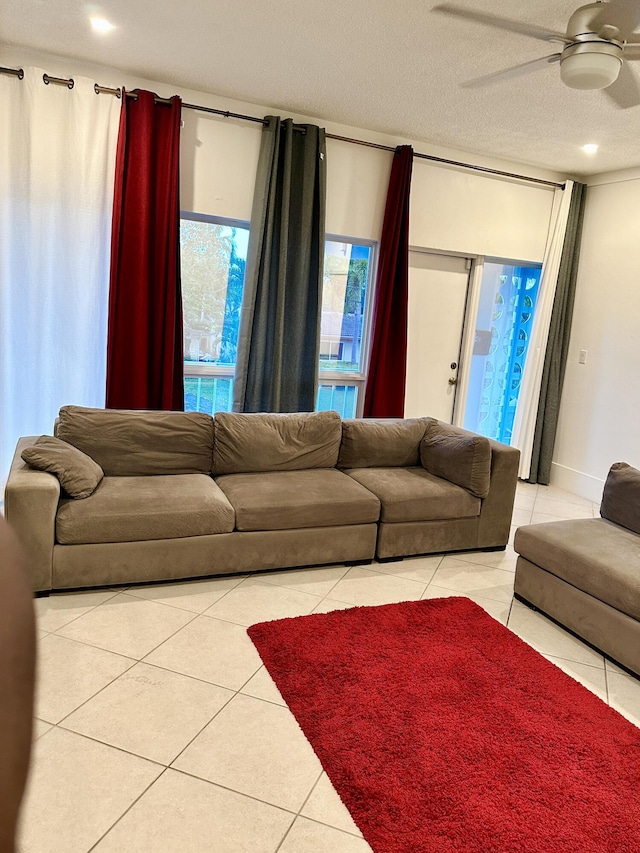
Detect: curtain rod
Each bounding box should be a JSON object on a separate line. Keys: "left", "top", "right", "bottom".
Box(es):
{"left": 2, "top": 65, "right": 565, "bottom": 189}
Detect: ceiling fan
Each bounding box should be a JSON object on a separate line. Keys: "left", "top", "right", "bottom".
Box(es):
{"left": 432, "top": 0, "right": 640, "bottom": 107}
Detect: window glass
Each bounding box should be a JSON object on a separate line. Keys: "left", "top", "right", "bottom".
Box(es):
{"left": 319, "top": 241, "right": 372, "bottom": 373}
{"left": 184, "top": 376, "right": 234, "bottom": 415}
{"left": 317, "top": 384, "right": 358, "bottom": 418}
{"left": 180, "top": 218, "right": 249, "bottom": 366}
{"left": 317, "top": 238, "right": 374, "bottom": 418}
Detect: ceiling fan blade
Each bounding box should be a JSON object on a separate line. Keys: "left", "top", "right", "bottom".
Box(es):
{"left": 623, "top": 42, "right": 640, "bottom": 59}
{"left": 591, "top": 0, "right": 640, "bottom": 39}
{"left": 461, "top": 54, "right": 561, "bottom": 89}
{"left": 603, "top": 61, "right": 640, "bottom": 108}
{"left": 431, "top": 3, "right": 568, "bottom": 43}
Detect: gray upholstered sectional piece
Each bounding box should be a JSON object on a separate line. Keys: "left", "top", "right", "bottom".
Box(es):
{"left": 514, "top": 462, "right": 640, "bottom": 677}
{"left": 5, "top": 407, "right": 520, "bottom": 593}
{"left": 343, "top": 420, "right": 520, "bottom": 559}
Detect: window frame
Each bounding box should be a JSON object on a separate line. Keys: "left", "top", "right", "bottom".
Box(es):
{"left": 319, "top": 234, "right": 378, "bottom": 418}
{"left": 180, "top": 217, "right": 378, "bottom": 418}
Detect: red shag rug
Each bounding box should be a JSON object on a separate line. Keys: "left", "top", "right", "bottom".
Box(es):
{"left": 248, "top": 596, "right": 640, "bottom": 853}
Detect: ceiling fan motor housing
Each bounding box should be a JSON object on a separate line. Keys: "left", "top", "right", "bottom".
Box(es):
{"left": 560, "top": 2, "right": 624, "bottom": 89}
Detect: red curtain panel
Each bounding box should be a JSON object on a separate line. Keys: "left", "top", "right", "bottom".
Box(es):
{"left": 363, "top": 145, "right": 413, "bottom": 418}
{"left": 106, "top": 89, "right": 184, "bottom": 410}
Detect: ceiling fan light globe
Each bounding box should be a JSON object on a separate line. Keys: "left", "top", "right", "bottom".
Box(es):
{"left": 560, "top": 51, "right": 622, "bottom": 89}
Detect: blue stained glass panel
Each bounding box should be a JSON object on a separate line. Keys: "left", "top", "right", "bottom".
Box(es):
{"left": 463, "top": 261, "right": 542, "bottom": 444}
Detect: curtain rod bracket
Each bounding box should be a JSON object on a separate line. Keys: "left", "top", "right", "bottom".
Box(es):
{"left": 0, "top": 66, "right": 24, "bottom": 80}
{"left": 43, "top": 73, "right": 74, "bottom": 90}
{"left": 94, "top": 83, "right": 121, "bottom": 98}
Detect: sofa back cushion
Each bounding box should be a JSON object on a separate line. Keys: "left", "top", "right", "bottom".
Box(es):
{"left": 56, "top": 406, "right": 214, "bottom": 476}
{"left": 420, "top": 421, "right": 491, "bottom": 499}
{"left": 213, "top": 410, "right": 341, "bottom": 475}
{"left": 600, "top": 462, "right": 640, "bottom": 536}
{"left": 338, "top": 418, "right": 432, "bottom": 468}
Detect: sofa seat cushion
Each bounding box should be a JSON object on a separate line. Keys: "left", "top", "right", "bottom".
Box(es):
{"left": 345, "top": 467, "right": 481, "bottom": 523}
{"left": 56, "top": 475, "right": 235, "bottom": 545}
{"left": 215, "top": 469, "right": 380, "bottom": 532}
{"left": 514, "top": 518, "right": 640, "bottom": 621}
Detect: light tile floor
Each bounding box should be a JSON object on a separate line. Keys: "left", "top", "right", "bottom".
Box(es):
{"left": 19, "top": 481, "right": 640, "bottom": 852}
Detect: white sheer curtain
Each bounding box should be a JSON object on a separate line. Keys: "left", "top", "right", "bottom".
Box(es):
{"left": 511, "top": 180, "right": 575, "bottom": 479}
{"left": 0, "top": 67, "right": 120, "bottom": 488}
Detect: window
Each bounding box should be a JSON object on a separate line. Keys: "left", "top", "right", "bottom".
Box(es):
{"left": 180, "top": 214, "right": 249, "bottom": 413}
{"left": 316, "top": 238, "right": 375, "bottom": 418}
{"left": 181, "top": 218, "right": 375, "bottom": 418}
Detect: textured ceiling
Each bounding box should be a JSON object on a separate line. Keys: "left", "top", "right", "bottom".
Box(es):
{"left": 3, "top": 0, "right": 640, "bottom": 175}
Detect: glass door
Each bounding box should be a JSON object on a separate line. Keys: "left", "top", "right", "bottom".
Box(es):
{"left": 462, "top": 260, "right": 542, "bottom": 444}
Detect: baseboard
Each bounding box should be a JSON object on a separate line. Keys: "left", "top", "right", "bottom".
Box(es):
{"left": 549, "top": 462, "right": 605, "bottom": 503}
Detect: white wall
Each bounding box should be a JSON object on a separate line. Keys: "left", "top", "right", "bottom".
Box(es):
{"left": 409, "top": 165, "right": 556, "bottom": 261}
{"left": 179, "top": 100, "right": 559, "bottom": 259}
{"left": 552, "top": 171, "right": 640, "bottom": 500}
{"left": 181, "top": 116, "right": 558, "bottom": 259}
{"left": 180, "top": 111, "right": 261, "bottom": 222}
{"left": 0, "top": 44, "right": 562, "bottom": 258}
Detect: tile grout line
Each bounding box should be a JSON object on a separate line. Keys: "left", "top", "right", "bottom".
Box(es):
{"left": 167, "top": 765, "right": 303, "bottom": 817}
{"left": 272, "top": 768, "right": 325, "bottom": 853}
{"left": 39, "top": 725, "right": 168, "bottom": 768}
{"left": 36, "top": 586, "right": 125, "bottom": 634}
{"left": 37, "top": 630, "right": 139, "bottom": 665}
{"left": 85, "top": 765, "right": 171, "bottom": 853}
{"left": 51, "top": 656, "right": 237, "bottom": 730}
{"left": 37, "top": 652, "right": 137, "bottom": 727}
{"left": 604, "top": 663, "right": 611, "bottom": 705}
{"left": 166, "top": 682, "right": 241, "bottom": 768}
{"left": 166, "top": 764, "right": 371, "bottom": 843}
{"left": 55, "top": 601, "right": 201, "bottom": 660}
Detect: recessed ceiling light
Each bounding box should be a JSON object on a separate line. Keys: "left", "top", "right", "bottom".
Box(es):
{"left": 90, "top": 16, "right": 115, "bottom": 33}
{"left": 581, "top": 143, "right": 599, "bottom": 154}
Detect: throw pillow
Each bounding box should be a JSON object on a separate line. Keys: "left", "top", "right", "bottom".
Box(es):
{"left": 21, "top": 435, "right": 104, "bottom": 499}
{"left": 600, "top": 462, "right": 640, "bottom": 536}
{"left": 420, "top": 421, "right": 491, "bottom": 499}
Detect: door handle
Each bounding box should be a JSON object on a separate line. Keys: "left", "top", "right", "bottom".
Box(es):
{"left": 448, "top": 377, "right": 457, "bottom": 386}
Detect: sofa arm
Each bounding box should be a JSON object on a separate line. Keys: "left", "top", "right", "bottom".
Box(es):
{"left": 477, "top": 438, "right": 520, "bottom": 548}
{"left": 4, "top": 438, "right": 59, "bottom": 592}
{"left": 432, "top": 421, "right": 520, "bottom": 548}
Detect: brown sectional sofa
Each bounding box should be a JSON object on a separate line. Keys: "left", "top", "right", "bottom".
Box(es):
{"left": 5, "top": 406, "right": 520, "bottom": 594}
{"left": 514, "top": 462, "right": 640, "bottom": 677}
